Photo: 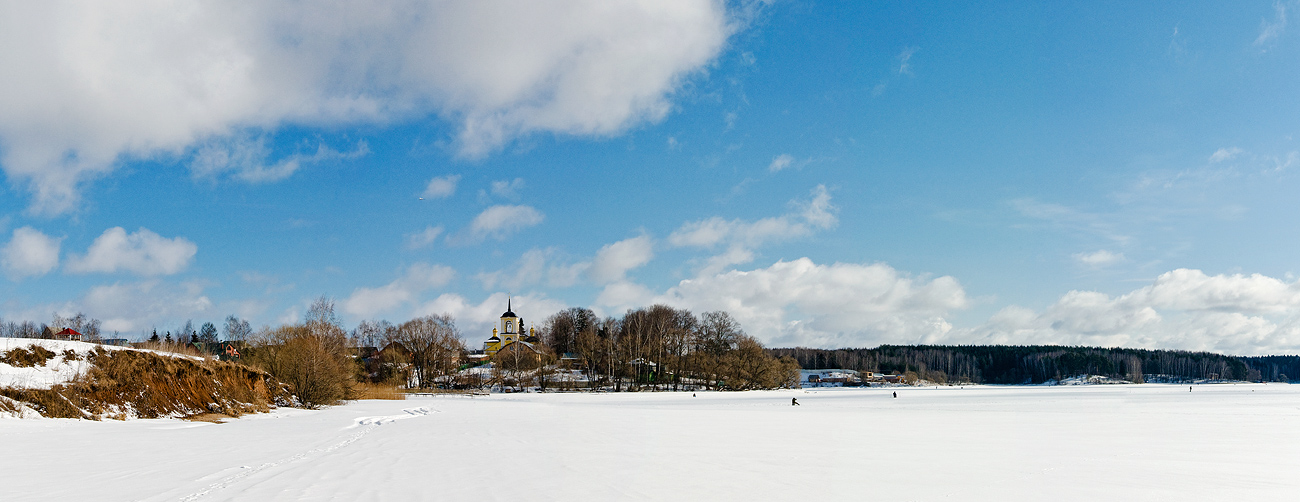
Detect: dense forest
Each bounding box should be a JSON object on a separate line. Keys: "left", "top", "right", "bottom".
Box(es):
{"left": 772, "top": 345, "right": 1300, "bottom": 384}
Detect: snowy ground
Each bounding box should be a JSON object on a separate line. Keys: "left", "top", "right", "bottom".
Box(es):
{"left": 2, "top": 384, "right": 1297, "bottom": 501}
{"left": 0, "top": 338, "right": 151, "bottom": 389}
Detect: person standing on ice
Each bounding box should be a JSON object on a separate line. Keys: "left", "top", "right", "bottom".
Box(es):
{"left": 892, "top": 391, "right": 897, "bottom": 398}
{"left": 791, "top": 397, "right": 799, "bottom": 406}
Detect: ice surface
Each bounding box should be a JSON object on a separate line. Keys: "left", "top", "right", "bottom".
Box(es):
{"left": 1, "top": 384, "right": 1297, "bottom": 500}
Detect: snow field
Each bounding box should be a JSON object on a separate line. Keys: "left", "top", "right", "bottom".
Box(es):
{"left": 1, "top": 384, "right": 1297, "bottom": 501}
{"left": 0, "top": 339, "right": 112, "bottom": 390}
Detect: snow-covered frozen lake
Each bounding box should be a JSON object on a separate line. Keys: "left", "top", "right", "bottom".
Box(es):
{"left": 3, "top": 384, "right": 1297, "bottom": 501}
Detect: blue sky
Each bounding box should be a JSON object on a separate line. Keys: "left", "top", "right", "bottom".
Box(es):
{"left": 3, "top": 1, "right": 1300, "bottom": 354}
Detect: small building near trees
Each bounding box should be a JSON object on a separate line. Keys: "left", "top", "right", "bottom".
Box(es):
{"left": 51, "top": 328, "right": 83, "bottom": 342}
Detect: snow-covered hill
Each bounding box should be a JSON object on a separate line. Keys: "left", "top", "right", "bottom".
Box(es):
{"left": 0, "top": 338, "right": 167, "bottom": 390}
{"left": 1, "top": 338, "right": 283, "bottom": 420}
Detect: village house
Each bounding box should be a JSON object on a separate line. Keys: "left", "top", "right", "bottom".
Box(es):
{"left": 50, "top": 328, "right": 83, "bottom": 342}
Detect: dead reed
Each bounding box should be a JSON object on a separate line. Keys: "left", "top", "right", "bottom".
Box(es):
{"left": 352, "top": 382, "right": 406, "bottom": 400}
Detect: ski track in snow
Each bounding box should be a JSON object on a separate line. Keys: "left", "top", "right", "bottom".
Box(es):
{"left": 171, "top": 406, "right": 434, "bottom": 502}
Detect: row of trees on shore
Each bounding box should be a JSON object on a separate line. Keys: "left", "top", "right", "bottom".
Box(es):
{"left": 772, "top": 345, "right": 1299, "bottom": 384}
{"left": 227, "top": 298, "right": 799, "bottom": 406}
{"left": 345, "top": 303, "right": 800, "bottom": 393}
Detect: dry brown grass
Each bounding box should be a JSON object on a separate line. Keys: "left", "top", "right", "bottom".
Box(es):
{"left": 352, "top": 382, "right": 405, "bottom": 400}
{"left": 0, "top": 347, "right": 292, "bottom": 420}
{"left": 0, "top": 395, "right": 29, "bottom": 417}
{"left": 135, "top": 341, "right": 211, "bottom": 359}
{"left": 1, "top": 346, "right": 57, "bottom": 367}
{"left": 183, "top": 412, "right": 234, "bottom": 423}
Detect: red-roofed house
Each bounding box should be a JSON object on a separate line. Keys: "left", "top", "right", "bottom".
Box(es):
{"left": 51, "top": 328, "right": 83, "bottom": 342}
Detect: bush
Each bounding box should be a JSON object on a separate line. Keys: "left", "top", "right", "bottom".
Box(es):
{"left": 246, "top": 324, "right": 353, "bottom": 408}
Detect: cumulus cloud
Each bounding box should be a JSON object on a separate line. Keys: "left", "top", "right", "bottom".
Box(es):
{"left": 0, "top": 1, "right": 734, "bottom": 214}
{"left": 342, "top": 263, "right": 456, "bottom": 318}
{"left": 65, "top": 227, "right": 197, "bottom": 276}
{"left": 477, "top": 235, "right": 653, "bottom": 290}
{"left": 79, "top": 280, "right": 214, "bottom": 333}
{"left": 423, "top": 175, "right": 461, "bottom": 199}
{"left": 597, "top": 257, "right": 968, "bottom": 348}
{"left": 670, "top": 185, "right": 836, "bottom": 274}
{"left": 588, "top": 235, "right": 655, "bottom": 283}
{"left": 403, "top": 225, "right": 444, "bottom": 250}
{"left": 3, "top": 279, "right": 215, "bottom": 333}
{"left": 465, "top": 205, "right": 544, "bottom": 241}
{"left": 1, "top": 226, "right": 61, "bottom": 279}
{"left": 476, "top": 247, "right": 587, "bottom": 290}
{"left": 961, "top": 269, "right": 1300, "bottom": 355}
{"left": 1073, "top": 250, "right": 1124, "bottom": 267}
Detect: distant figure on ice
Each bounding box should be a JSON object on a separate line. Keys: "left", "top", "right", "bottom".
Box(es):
{"left": 892, "top": 392, "right": 897, "bottom": 398}
{"left": 791, "top": 397, "right": 800, "bottom": 406}
{"left": 692, "top": 393, "right": 696, "bottom": 397}
{"left": 1189, "top": 386, "right": 1193, "bottom": 392}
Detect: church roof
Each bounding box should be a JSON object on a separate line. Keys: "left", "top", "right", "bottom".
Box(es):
{"left": 500, "top": 297, "right": 517, "bottom": 318}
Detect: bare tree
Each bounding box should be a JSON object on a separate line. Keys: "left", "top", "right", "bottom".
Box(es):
{"left": 223, "top": 315, "right": 253, "bottom": 342}
{"left": 395, "top": 314, "right": 465, "bottom": 389}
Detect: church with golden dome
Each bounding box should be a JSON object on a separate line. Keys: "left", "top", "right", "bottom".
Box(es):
{"left": 482, "top": 298, "right": 540, "bottom": 356}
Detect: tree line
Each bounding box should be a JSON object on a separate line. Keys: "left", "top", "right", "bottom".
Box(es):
{"left": 346, "top": 303, "right": 799, "bottom": 392}
{"left": 0, "top": 312, "right": 105, "bottom": 341}
{"left": 228, "top": 299, "right": 800, "bottom": 406}
{"left": 537, "top": 305, "right": 800, "bottom": 391}
{"left": 771, "top": 345, "right": 1298, "bottom": 384}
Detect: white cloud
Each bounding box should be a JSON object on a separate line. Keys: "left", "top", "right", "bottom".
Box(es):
{"left": 1256, "top": 1, "right": 1288, "bottom": 46}
{"left": 423, "top": 175, "right": 461, "bottom": 199}
{"left": 415, "top": 291, "right": 568, "bottom": 341}
{"left": 490, "top": 178, "right": 525, "bottom": 199}
{"left": 588, "top": 235, "right": 655, "bottom": 283}
{"left": 1073, "top": 250, "right": 1124, "bottom": 267}
{"left": 671, "top": 185, "right": 836, "bottom": 249}
{"left": 597, "top": 257, "right": 968, "bottom": 348}
{"left": 477, "top": 234, "right": 656, "bottom": 291}
{"left": 1, "top": 227, "right": 61, "bottom": 279}
{"left": 768, "top": 154, "right": 793, "bottom": 172}
{"left": 669, "top": 185, "right": 836, "bottom": 274}
{"left": 467, "top": 205, "right": 544, "bottom": 241}
{"left": 79, "top": 280, "right": 213, "bottom": 334}
{"left": 342, "top": 263, "right": 456, "bottom": 318}
{"left": 0, "top": 1, "right": 733, "bottom": 214}
{"left": 2, "top": 279, "right": 215, "bottom": 334}
{"left": 476, "top": 247, "right": 587, "bottom": 290}
{"left": 1209, "top": 147, "right": 1243, "bottom": 163}
{"left": 65, "top": 227, "right": 197, "bottom": 276}
{"left": 403, "top": 225, "right": 444, "bottom": 250}
{"left": 961, "top": 269, "right": 1300, "bottom": 355}
{"left": 191, "top": 136, "right": 368, "bottom": 183}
